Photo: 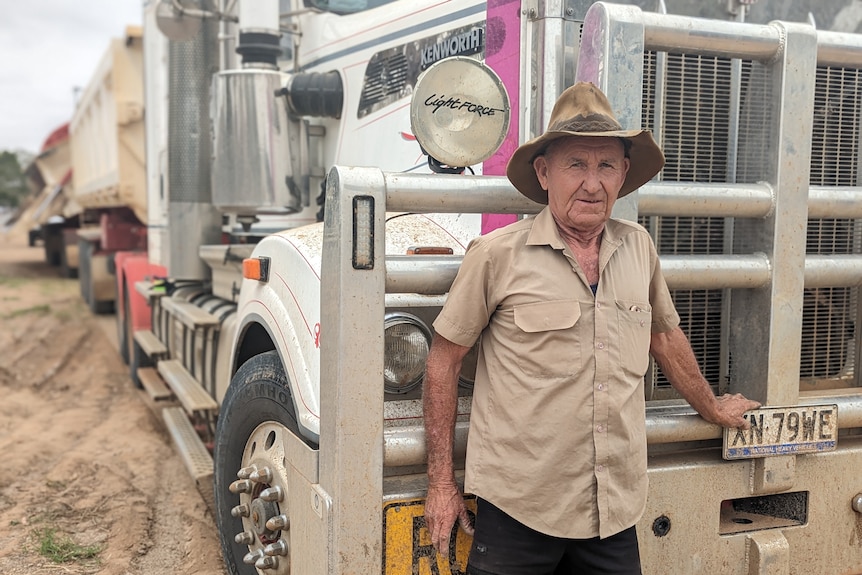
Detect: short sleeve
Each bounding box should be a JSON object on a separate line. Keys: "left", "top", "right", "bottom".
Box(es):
{"left": 648, "top": 239, "right": 680, "bottom": 334}
{"left": 433, "top": 236, "right": 496, "bottom": 348}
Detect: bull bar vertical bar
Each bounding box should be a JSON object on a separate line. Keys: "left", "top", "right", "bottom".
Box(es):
{"left": 319, "top": 166, "right": 386, "bottom": 574}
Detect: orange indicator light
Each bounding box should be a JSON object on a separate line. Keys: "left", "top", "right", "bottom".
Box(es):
{"left": 242, "top": 257, "right": 270, "bottom": 282}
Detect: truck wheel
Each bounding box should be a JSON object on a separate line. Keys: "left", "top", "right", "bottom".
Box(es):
{"left": 214, "top": 351, "right": 312, "bottom": 575}
{"left": 59, "top": 241, "right": 77, "bottom": 279}
{"left": 78, "top": 238, "right": 91, "bottom": 306}
{"left": 129, "top": 335, "right": 151, "bottom": 389}
{"left": 117, "top": 284, "right": 130, "bottom": 365}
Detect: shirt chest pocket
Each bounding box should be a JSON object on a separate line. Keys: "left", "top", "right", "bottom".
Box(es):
{"left": 615, "top": 299, "right": 652, "bottom": 378}
{"left": 512, "top": 300, "right": 581, "bottom": 380}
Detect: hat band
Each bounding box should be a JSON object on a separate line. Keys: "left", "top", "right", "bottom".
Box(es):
{"left": 550, "top": 113, "right": 622, "bottom": 133}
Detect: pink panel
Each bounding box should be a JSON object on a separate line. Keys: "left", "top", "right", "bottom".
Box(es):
{"left": 481, "top": 0, "right": 522, "bottom": 234}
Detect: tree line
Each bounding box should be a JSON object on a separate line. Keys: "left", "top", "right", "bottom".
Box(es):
{"left": 0, "top": 151, "right": 30, "bottom": 208}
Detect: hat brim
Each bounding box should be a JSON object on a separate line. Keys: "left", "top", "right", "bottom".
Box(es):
{"left": 506, "top": 129, "right": 665, "bottom": 204}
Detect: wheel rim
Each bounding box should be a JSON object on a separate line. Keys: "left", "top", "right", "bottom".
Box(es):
{"left": 229, "top": 422, "right": 292, "bottom": 573}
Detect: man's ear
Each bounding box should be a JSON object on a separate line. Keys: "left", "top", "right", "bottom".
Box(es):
{"left": 533, "top": 156, "right": 549, "bottom": 191}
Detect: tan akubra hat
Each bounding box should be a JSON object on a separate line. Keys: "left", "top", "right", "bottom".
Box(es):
{"left": 506, "top": 82, "right": 665, "bottom": 204}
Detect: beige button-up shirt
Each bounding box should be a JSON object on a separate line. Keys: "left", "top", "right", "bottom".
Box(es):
{"left": 433, "top": 207, "right": 679, "bottom": 539}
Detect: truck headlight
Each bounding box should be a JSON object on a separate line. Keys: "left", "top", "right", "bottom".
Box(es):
{"left": 383, "top": 313, "right": 431, "bottom": 394}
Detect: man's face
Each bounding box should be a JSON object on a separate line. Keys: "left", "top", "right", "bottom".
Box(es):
{"left": 533, "top": 136, "right": 630, "bottom": 236}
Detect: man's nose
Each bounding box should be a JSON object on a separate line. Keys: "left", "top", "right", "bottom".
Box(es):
{"left": 582, "top": 168, "right": 603, "bottom": 193}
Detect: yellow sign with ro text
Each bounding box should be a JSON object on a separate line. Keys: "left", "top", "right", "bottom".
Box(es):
{"left": 383, "top": 496, "right": 477, "bottom": 575}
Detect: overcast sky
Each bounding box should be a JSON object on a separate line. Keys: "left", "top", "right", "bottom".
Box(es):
{"left": 0, "top": 0, "right": 143, "bottom": 154}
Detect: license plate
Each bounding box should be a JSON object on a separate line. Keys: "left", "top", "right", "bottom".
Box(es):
{"left": 383, "top": 496, "right": 476, "bottom": 575}
{"left": 722, "top": 404, "right": 838, "bottom": 460}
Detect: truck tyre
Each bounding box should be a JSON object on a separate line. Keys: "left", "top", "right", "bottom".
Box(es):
{"left": 59, "top": 242, "right": 77, "bottom": 279}
{"left": 117, "top": 284, "right": 131, "bottom": 365}
{"left": 214, "top": 351, "right": 312, "bottom": 575}
{"left": 129, "top": 337, "right": 151, "bottom": 389}
{"left": 80, "top": 242, "right": 114, "bottom": 315}
{"left": 78, "top": 238, "right": 92, "bottom": 307}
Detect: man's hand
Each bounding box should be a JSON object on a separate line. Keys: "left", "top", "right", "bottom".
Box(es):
{"left": 425, "top": 481, "right": 474, "bottom": 559}
{"left": 707, "top": 392, "right": 761, "bottom": 430}
{"left": 424, "top": 334, "right": 474, "bottom": 558}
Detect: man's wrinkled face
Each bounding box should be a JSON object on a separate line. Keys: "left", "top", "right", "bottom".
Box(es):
{"left": 533, "top": 136, "right": 630, "bottom": 236}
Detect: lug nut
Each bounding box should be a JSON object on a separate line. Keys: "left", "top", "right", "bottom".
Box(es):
{"left": 256, "top": 556, "right": 279, "bottom": 569}
{"left": 853, "top": 493, "right": 862, "bottom": 514}
{"left": 237, "top": 465, "right": 257, "bottom": 479}
{"left": 250, "top": 466, "right": 273, "bottom": 483}
{"left": 243, "top": 549, "right": 264, "bottom": 565}
{"left": 260, "top": 486, "right": 284, "bottom": 502}
{"left": 266, "top": 514, "right": 290, "bottom": 531}
{"left": 234, "top": 530, "right": 255, "bottom": 545}
{"left": 231, "top": 504, "right": 250, "bottom": 518}
{"left": 230, "top": 479, "right": 253, "bottom": 494}
{"left": 264, "top": 540, "right": 289, "bottom": 557}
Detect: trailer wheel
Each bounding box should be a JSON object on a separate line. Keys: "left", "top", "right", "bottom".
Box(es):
{"left": 59, "top": 240, "right": 77, "bottom": 279}
{"left": 117, "top": 283, "right": 130, "bottom": 365}
{"left": 129, "top": 335, "right": 151, "bottom": 389}
{"left": 214, "top": 351, "right": 312, "bottom": 575}
{"left": 78, "top": 238, "right": 91, "bottom": 306}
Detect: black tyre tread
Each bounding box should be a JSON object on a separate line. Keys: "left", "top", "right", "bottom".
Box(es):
{"left": 117, "top": 283, "right": 130, "bottom": 365}
{"left": 213, "top": 351, "right": 312, "bottom": 575}
{"left": 129, "top": 339, "right": 151, "bottom": 389}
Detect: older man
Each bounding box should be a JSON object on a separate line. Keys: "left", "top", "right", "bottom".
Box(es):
{"left": 423, "top": 83, "right": 760, "bottom": 574}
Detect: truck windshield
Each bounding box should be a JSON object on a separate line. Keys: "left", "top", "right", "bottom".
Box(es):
{"left": 304, "top": 0, "right": 399, "bottom": 14}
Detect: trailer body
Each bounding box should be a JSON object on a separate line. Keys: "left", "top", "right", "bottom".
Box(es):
{"left": 16, "top": 124, "right": 76, "bottom": 272}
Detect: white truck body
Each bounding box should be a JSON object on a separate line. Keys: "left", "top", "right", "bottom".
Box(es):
{"left": 120, "top": 0, "right": 862, "bottom": 574}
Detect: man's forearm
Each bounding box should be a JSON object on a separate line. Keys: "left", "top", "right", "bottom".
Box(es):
{"left": 650, "top": 326, "right": 760, "bottom": 428}
{"left": 650, "top": 327, "right": 720, "bottom": 420}
{"left": 423, "top": 337, "right": 466, "bottom": 486}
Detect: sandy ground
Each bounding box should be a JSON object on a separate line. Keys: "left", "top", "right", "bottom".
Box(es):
{"left": 0, "top": 235, "right": 224, "bottom": 574}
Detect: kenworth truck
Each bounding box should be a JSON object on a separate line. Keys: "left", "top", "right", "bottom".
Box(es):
{"left": 119, "top": 0, "right": 862, "bottom": 574}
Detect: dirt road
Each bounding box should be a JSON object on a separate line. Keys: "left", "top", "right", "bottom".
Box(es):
{"left": 0, "top": 237, "right": 223, "bottom": 574}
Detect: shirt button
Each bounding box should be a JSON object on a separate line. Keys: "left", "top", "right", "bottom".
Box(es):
{"left": 596, "top": 302, "right": 602, "bottom": 309}
{"left": 597, "top": 383, "right": 605, "bottom": 391}
{"left": 596, "top": 424, "right": 605, "bottom": 433}
{"left": 640, "top": 320, "right": 646, "bottom": 327}
{"left": 597, "top": 464, "right": 605, "bottom": 472}
{"left": 597, "top": 342, "right": 605, "bottom": 350}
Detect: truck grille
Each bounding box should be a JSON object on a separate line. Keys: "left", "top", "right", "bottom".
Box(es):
{"left": 802, "top": 65, "right": 862, "bottom": 381}
{"left": 641, "top": 53, "right": 860, "bottom": 394}
{"left": 358, "top": 50, "right": 409, "bottom": 118}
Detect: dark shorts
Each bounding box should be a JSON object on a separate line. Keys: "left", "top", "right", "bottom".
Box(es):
{"left": 467, "top": 498, "right": 642, "bottom": 575}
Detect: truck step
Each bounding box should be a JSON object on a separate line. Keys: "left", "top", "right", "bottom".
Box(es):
{"left": 161, "top": 298, "right": 220, "bottom": 329}
{"left": 134, "top": 280, "right": 165, "bottom": 299}
{"left": 162, "top": 406, "right": 214, "bottom": 510}
{"left": 133, "top": 329, "right": 168, "bottom": 359}
{"left": 137, "top": 367, "right": 173, "bottom": 402}
{"left": 157, "top": 359, "right": 219, "bottom": 414}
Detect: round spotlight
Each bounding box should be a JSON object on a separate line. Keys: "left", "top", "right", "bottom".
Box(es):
{"left": 410, "top": 56, "right": 510, "bottom": 168}
{"left": 383, "top": 313, "right": 432, "bottom": 394}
